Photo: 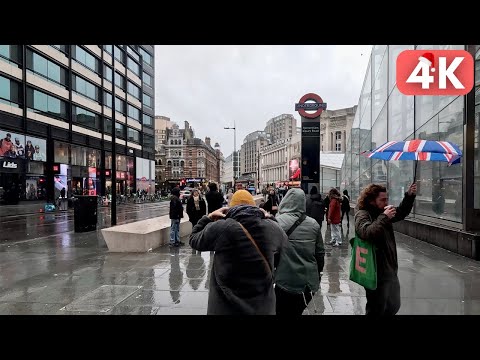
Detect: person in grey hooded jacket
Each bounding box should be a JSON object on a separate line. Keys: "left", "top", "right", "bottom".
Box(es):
{"left": 275, "top": 188, "right": 325, "bottom": 315}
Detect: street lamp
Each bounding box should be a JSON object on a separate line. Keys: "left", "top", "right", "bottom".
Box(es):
{"left": 224, "top": 120, "right": 237, "bottom": 187}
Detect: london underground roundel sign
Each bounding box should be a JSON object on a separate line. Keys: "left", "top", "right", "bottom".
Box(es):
{"left": 295, "top": 93, "right": 327, "bottom": 119}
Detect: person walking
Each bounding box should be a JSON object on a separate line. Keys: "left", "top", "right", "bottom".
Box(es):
{"left": 275, "top": 188, "right": 325, "bottom": 315}
{"left": 305, "top": 186, "right": 325, "bottom": 229}
{"left": 205, "top": 182, "right": 224, "bottom": 214}
{"left": 264, "top": 188, "right": 279, "bottom": 216}
{"left": 355, "top": 182, "right": 417, "bottom": 316}
{"left": 225, "top": 188, "right": 234, "bottom": 206}
{"left": 341, "top": 189, "right": 351, "bottom": 226}
{"left": 186, "top": 189, "right": 207, "bottom": 227}
{"left": 327, "top": 188, "right": 342, "bottom": 246}
{"left": 169, "top": 187, "right": 184, "bottom": 247}
{"left": 189, "top": 189, "right": 288, "bottom": 315}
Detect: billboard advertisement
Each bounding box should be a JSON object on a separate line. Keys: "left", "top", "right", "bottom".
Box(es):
{"left": 289, "top": 158, "right": 301, "bottom": 181}
{"left": 0, "top": 129, "right": 47, "bottom": 162}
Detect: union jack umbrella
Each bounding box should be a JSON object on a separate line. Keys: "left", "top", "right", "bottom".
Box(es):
{"left": 362, "top": 139, "right": 462, "bottom": 181}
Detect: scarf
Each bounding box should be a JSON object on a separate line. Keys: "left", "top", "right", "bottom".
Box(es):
{"left": 193, "top": 195, "right": 201, "bottom": 210}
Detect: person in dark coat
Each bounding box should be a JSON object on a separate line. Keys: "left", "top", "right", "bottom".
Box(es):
{"left": 264, "top": 188, "right": 279, "bottom": 216}
{"left": 205, "top": 182, "right": 224, "bottom": 214}
{"left": 355, "top": 182, "right": 416, "bottom": 316}
{"left": 169, "top": 187, "right": 184, "bottom": 247}
{"left": 189, "top": 189, "right": 288, "bottom": 315}
{"left": 305, "top": 186, "right": 325, "bottom": 229}
{"left": 186, "top": 189, "right": 207, "bottom": 227}
{"left": 341, "top": 189, "right": 351, "bottom": 226}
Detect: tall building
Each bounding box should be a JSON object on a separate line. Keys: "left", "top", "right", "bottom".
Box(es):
{"left": 319, "top": 106, "right": 356, "bottom": 152}
{"left": 0, "top": 45, "right": 155, "bottom": 203}
{"left": 341, "top": 45, "right": 480, "bottom": 260}
{"left": 154, "top": 116, "right": 173, "bottom": 190}
{"left": 240, "top": 130, "right": 270, "bottom": 188}
{"left": 221, "top": 152, "right": 235, "bottom": 190}
{"left": 264, "top": 114, "right": 297, "bottom": 143}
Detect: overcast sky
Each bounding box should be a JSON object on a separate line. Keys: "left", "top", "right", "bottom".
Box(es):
{"left": 154, "top": 45, "right": 372, "bottom": 157}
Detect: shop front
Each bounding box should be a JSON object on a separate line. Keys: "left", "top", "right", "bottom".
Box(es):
{"left": 105, "top": 153, "right": 134, "bottom": 196}
{"left": 0, "top": 128, "right": 47, "bottom": 204}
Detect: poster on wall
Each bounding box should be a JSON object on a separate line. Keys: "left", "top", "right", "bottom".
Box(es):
{"left": 289, "top": 159, "right": 301, "bottom": 180}
{"left": 0, "top": 129, "right": 26, "bottom": 158}
{"left": 25, "top": 135, "right": 47, "bottom": 162}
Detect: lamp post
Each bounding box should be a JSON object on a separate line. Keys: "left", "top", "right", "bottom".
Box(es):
{"left": 224, "top": 120, "right": 236, "bottom": 188}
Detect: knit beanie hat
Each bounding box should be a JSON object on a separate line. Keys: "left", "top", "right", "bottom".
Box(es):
{"left": 229, "top": 190, "right": 256, "bottom": 207}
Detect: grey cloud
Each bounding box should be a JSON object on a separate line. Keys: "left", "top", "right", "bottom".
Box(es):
{"left": 154, "top": 45, "right": 372, "bottom": 156}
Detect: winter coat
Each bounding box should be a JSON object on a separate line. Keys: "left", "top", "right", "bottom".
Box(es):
{"left": 275, "top": 189, "right": 325, "bottom": 294}
{"left": 305, "top": 194, "right": 325, "bottom": 225}
{"left": 189, "top": 205, "right": 288, "bottom": 315}
{"left": 354, "top": 192, "right": 415, "bottom": 280}
{"left": 205, "top": 190, "right": 225, "bottom": 213}
{"left": 186, "top": 196, "right": 207, "bottom": 226}
{"left": 328, "top": 196, "right": 341, "bottom": 225}
{"left": 264, "top": 194, "right": 279, "bottom": 216}
{"left": 169, "top": 196, "right": 184, "bottom": 220}
{"left": 341, "top": 194, "right": 351, "bottom": 212}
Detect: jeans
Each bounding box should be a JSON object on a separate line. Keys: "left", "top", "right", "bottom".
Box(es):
{"left": 170, "top": 219, "right": 180, "bottom": 245}
{"left": 330, "top": 224, "right": 342, "bottom": 244}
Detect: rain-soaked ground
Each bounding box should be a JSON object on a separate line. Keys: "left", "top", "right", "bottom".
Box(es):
{"left": 0, "top": 203, "right": 479, "bottom": 315}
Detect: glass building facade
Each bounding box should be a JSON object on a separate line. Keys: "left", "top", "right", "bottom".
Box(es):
{"left": 0, "top": 45, "right": 155, "bottom": 204}
{"left": 342, "top": 45, "right": 480, "bottom": 258}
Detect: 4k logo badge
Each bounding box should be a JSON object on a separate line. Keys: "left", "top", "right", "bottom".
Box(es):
{"left": 396, "top": 50, "right": 474, "bottom": 96}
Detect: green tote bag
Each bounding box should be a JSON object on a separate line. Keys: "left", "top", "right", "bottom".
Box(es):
{"left": 349, "top": 234, "right": 377, "bottom": 290}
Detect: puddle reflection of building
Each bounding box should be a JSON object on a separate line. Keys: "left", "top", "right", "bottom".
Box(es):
{"left": 186, "top": 249, "right": 206, "bottom": 290}
{"left": 169, "top": 247, "right": 183, "bottom": 303}
{"left": 204, "top": 251, "right": 214, "bottom": 290}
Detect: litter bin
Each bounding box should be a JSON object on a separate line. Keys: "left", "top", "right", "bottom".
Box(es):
{"left": 73, "top": 195, "right": 98, "bottom": 232}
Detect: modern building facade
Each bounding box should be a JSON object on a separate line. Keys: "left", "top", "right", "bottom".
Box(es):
{"left": 341, "top": 45, "right": 480, "bottom": 260}
{"left": 221, "top": 152, "right": 235, "bottom": 190}
{"left": 0, "top": 45, "right": 155, "bottom": 204}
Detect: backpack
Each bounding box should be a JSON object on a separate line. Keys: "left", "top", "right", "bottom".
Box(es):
{"left": 341, "top": 195, "right": 350, "bottom": 211}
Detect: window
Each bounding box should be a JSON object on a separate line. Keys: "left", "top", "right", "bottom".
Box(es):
{"left": 335, "top": 143, "right": 342, "bottom": 152}
{"left": 143, "top": 114, "right": 153, "bottom": 127}
{"left": 0, "top": 75, "right": 22, "bottom": 107}
{"left": 26, "top": 50, "right": 68, "bottom": 87}
{"left": 143, "top": 134, "right": 154, "bottom": 149}
{"left": 139, "top": 47, "right": 153, "bottom": 66}
{"left": 103, "top": 45, "right": 113, "bottom": 55}
{"left": 189, "top": 150, "right": 192, "bottom": 157}
{"left": 143, "top": 93, "right": 152, "bottom": 108}
{"left": 51, "top": 45, "right": 68, "bottom": 54}
{"left": 73, "top": 106, "right": 101, "bottom": 129}
{"left": 335, "top": 131, "right": 342, "bottom": 140}
{"left": 104, "top": 65, "right": 113, "bottom": 83}
{"left": 0, "top": 45, "right": 22, "bottom": 65}
{"left": 114, "top": 72, "right": 125, "bottom": 90}
{"left": 115, "top": 97, "right": 125, "bottom": 114}
{"left": 143, "top": 72, "right": 153, "bottom": 87}
{"left": 127, "top": 128, "right": 140, "bottom": 143}
{"left": 179, "top": 151, "right": 182, "bottom": 157}
{"left": 127, "top": 81, "right": 141, "bottom": 99}
{"left": 73, "top": 75, "right": 100, "bottom": 102}
{"left": 115, "top": 122, "right": 125, "bottom": 139}
{"left": 189, "top": 161, "right": 192, "bottom": 167}
{"left": 27, "top": 87, "right": 68, "bottom": 120}
{"left": 127, "top": 57, "right": 140, "bottom": 76}
{"left": 104, "top": 92, "right": 112, "bottom": 108}
{"left": 127, "top": 104, "right": 140, "bottom": 121}
{"left": 126, "top": 46, "right": 140, "bottom": 62}
{"left": 73, "top": 46, "right": 100, "bottom": 74}
{"left": 114, "top": 46, "right": 125, "bottom": 64}
{"left": 181, "top": 160, "right": 185, "bottom": 167}
{"left": 104, "top": 118, "right": 112, "bottom": 134}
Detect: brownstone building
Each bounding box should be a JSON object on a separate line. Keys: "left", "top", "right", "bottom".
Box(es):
{"left": 164, "top": 120, "right": 222, "bottom": 188}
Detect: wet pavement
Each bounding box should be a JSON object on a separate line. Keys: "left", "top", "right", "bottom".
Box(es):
{"left": 0, "top": 208, "right": 479, "bottom": 315}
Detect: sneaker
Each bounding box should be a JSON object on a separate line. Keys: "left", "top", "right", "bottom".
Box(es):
{"left": 176, "top": 241, "right": 185, "bottom": 246}
{"left": 328, "top": 240, "right": 336, "bottom": 245}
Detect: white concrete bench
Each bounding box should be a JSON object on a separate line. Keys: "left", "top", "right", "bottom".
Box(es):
{"left": 101, "top": 213, "right": 193, "bottom": 252}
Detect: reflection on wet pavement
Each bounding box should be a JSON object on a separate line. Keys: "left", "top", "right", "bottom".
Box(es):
{"left": 1, "top": 208, "right": 480, "bottom": 315}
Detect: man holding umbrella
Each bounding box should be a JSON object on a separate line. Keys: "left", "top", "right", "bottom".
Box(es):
{"left": 354, "top": 182, "right": 417, "bottom": 315}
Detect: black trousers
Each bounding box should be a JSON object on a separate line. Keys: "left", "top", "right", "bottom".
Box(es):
{"left": 275, "top": 286, "right": 313, "bottom": 315}
{"left": 341, "top": 209, "right": 350, "bottom": 224}
{"left": 365, "top": 276, "right": 401, "bottom": 316}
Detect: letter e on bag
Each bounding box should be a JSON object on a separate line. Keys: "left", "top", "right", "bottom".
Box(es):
{"left": 355, "top": 246, "right": 368, "bottom": 274}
